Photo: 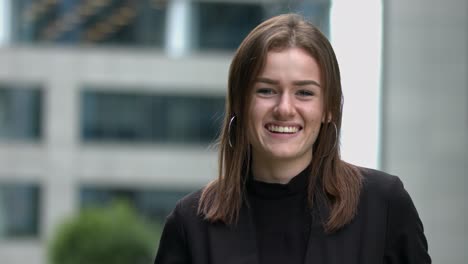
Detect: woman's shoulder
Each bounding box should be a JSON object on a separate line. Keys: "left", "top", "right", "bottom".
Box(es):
{"left": 355, "top": 167, "right": 424, "bottom": 233}
{"left": 355, "top": 168, "right": 431, "bottom": 262}
{"left": 172, "top": 189, "right": 203, "bottom": 219}
{"left": 359, "top": 167, "right": 398, "bottom": 185}
{"left": 357, "top": 167, "right": 411, "bottom": 205}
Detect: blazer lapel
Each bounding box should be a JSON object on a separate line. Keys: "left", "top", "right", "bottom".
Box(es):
{"left": 208, "top": 204, "right": 259, "bottom": 264}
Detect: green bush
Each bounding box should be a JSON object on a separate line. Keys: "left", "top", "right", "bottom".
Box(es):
{"left": 49, "top": 201, "right": 162, "bottom": 264}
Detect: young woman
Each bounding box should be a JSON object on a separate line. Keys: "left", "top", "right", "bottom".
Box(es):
{"left": 155, "top": 14, "right": 431, "bottom": 264}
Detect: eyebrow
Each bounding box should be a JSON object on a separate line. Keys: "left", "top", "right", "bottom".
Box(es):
{"left": 255, "top": 77, "right": 321, "bottom": 87}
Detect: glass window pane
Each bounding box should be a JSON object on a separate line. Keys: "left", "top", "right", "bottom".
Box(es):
{"left": 81, "top": 90, "right": 225, "bottom": 144}
{"left": 0, "top": 85, "right": 42, "bottom": 140}
{"left": 192, "top": 0, "right": 331, "bottom": 51}
{"left": 80, "top": 187, "right": 192, "bottom": 221}
{"left": 0, "top": 184, "right": 40, "bottom": 238}
{"left": 193, "top": 2, "right": 264, "bottom": 50}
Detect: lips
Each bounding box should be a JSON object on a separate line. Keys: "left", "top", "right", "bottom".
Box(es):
{"left": 265, "top": 124, "right": 302, "bottom": 134}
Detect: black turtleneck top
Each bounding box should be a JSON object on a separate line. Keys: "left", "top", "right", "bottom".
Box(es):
{"left": 247, "top": 168, "right": 311, "bottom": 264}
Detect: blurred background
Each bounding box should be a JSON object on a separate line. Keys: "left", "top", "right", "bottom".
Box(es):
{"left": 0, "top": 0, "right": 466, "bottom": 263}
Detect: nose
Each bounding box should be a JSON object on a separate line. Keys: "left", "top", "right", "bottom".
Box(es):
{"left": 273, "top": 93, "right": 295, "bottom": 119}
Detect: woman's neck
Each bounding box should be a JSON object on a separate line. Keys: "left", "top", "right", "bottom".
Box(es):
{"left": 251, "top": 155, "right": 312, "bottom": 184}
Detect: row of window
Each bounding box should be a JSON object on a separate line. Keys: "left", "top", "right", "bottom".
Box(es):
{"left": 7, "top": 0, "right": 330, "bottom": 50}
{"left": 0, "top": 86, "right": 225, "bottom": 144}
{"left": 82, "top": 90, "right": 225, "bottom": 143}
{"left": 0, "top": 183, "right": 192, "bottom": 238}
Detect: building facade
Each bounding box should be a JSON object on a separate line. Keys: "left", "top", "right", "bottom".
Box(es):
{"left": 0, "top": 1, "right": 331, "bottom": 263}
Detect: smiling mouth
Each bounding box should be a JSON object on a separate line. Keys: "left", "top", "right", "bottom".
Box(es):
{"left": 266, "top": 124, "right": 302, "bottom": 134}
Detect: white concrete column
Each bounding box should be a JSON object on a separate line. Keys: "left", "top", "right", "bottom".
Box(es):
{"left": 0, "top": 0, "right": 11, "bottom": 46}
{"left": 165, "top": 0, "right": 192, "bottom": 57}
{"left": 42, "top": 74, "right": 78, "bottom": 239}
{"left": 330, "top": 0, "right": 383, "bottom": 169}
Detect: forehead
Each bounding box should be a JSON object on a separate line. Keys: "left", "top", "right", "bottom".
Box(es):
{"left": 257, "top": 47, "right": 321, "bottom": 82}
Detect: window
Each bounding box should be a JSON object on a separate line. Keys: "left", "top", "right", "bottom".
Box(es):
{"left": 0, "top": 184, "right": 41, "bottom": 238}
{"left": 80, "top": 186, "right": 192, "bottom": 222}
{"left": 0, "top": 85, "right": 42, "bottom": 140}
{"left": 81, "top": 90, "right": 225, "bottom": 144}
{"left": 192, "top": 2, "right": 264, "bottom": 50}
{"left": 191, "top": 0, "right": 331, "bottom": 51}
{"left": 10, "top": 0, "right": 166, "bottom": 46}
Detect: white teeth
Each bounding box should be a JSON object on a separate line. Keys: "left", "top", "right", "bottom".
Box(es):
{"left": 267, "top": 125, "right": 299, "bottom": 133}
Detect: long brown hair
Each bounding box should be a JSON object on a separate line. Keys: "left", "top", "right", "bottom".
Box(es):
{"left": 199, "top": 14, "right": 362, "bottom": 233}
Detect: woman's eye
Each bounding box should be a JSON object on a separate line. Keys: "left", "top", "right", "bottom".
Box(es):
{"left": 297, "top": 90, "right": 314, "bottom": 97}
{"left": 256, "top": 88, "right": 275, "bottom": 95}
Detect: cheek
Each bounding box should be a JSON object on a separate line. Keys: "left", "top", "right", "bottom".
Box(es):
{"left": 246, "top": 111, "right": 258, "bottom": 143}
{"left": 248, "top": 101, "right": 264, "bottom": 125}
{"left": 308, "top": 127, "right": 321, "bottom": 141}
{"left": 304, "top": 116, "right": 323, "bottom": 138}
{"left": 248, "top": 113, "right": 263, "bottom": 135}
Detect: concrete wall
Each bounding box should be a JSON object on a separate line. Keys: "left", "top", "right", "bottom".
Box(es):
{"left": 0, "top": 47, "right": 229, "bottom": 264}
{"left": 382, "top": 0, "right": 468, "bottom": 263}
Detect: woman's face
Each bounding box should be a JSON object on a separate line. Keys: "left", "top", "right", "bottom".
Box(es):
{"left": 247, "top": 47, "right": 325, "bottom": 165}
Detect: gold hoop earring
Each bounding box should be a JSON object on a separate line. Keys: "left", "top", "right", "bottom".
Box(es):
{"left": 228, "top": 116, "right": 236, "bottom": 148}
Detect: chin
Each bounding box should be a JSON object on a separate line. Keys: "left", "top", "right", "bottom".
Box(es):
{"left": 267, "top": 150, "right": 301, "bottom": 160}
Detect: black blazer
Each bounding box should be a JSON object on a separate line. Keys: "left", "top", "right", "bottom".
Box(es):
{"left": 154, "top": 168, "right": 431, "bottom": 264}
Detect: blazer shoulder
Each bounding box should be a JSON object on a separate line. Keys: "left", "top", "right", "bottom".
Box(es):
{"left": 155, "top": 191, "right": 204, "bottom": 264}
{"left": 357, "top": 169, "right": 431, "bottom": 263}
{"left": 173, "top": 189, "right": 203, "bottom": 220}
{"left": 358, "top": 167, "right": 407, "bottom": 203}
